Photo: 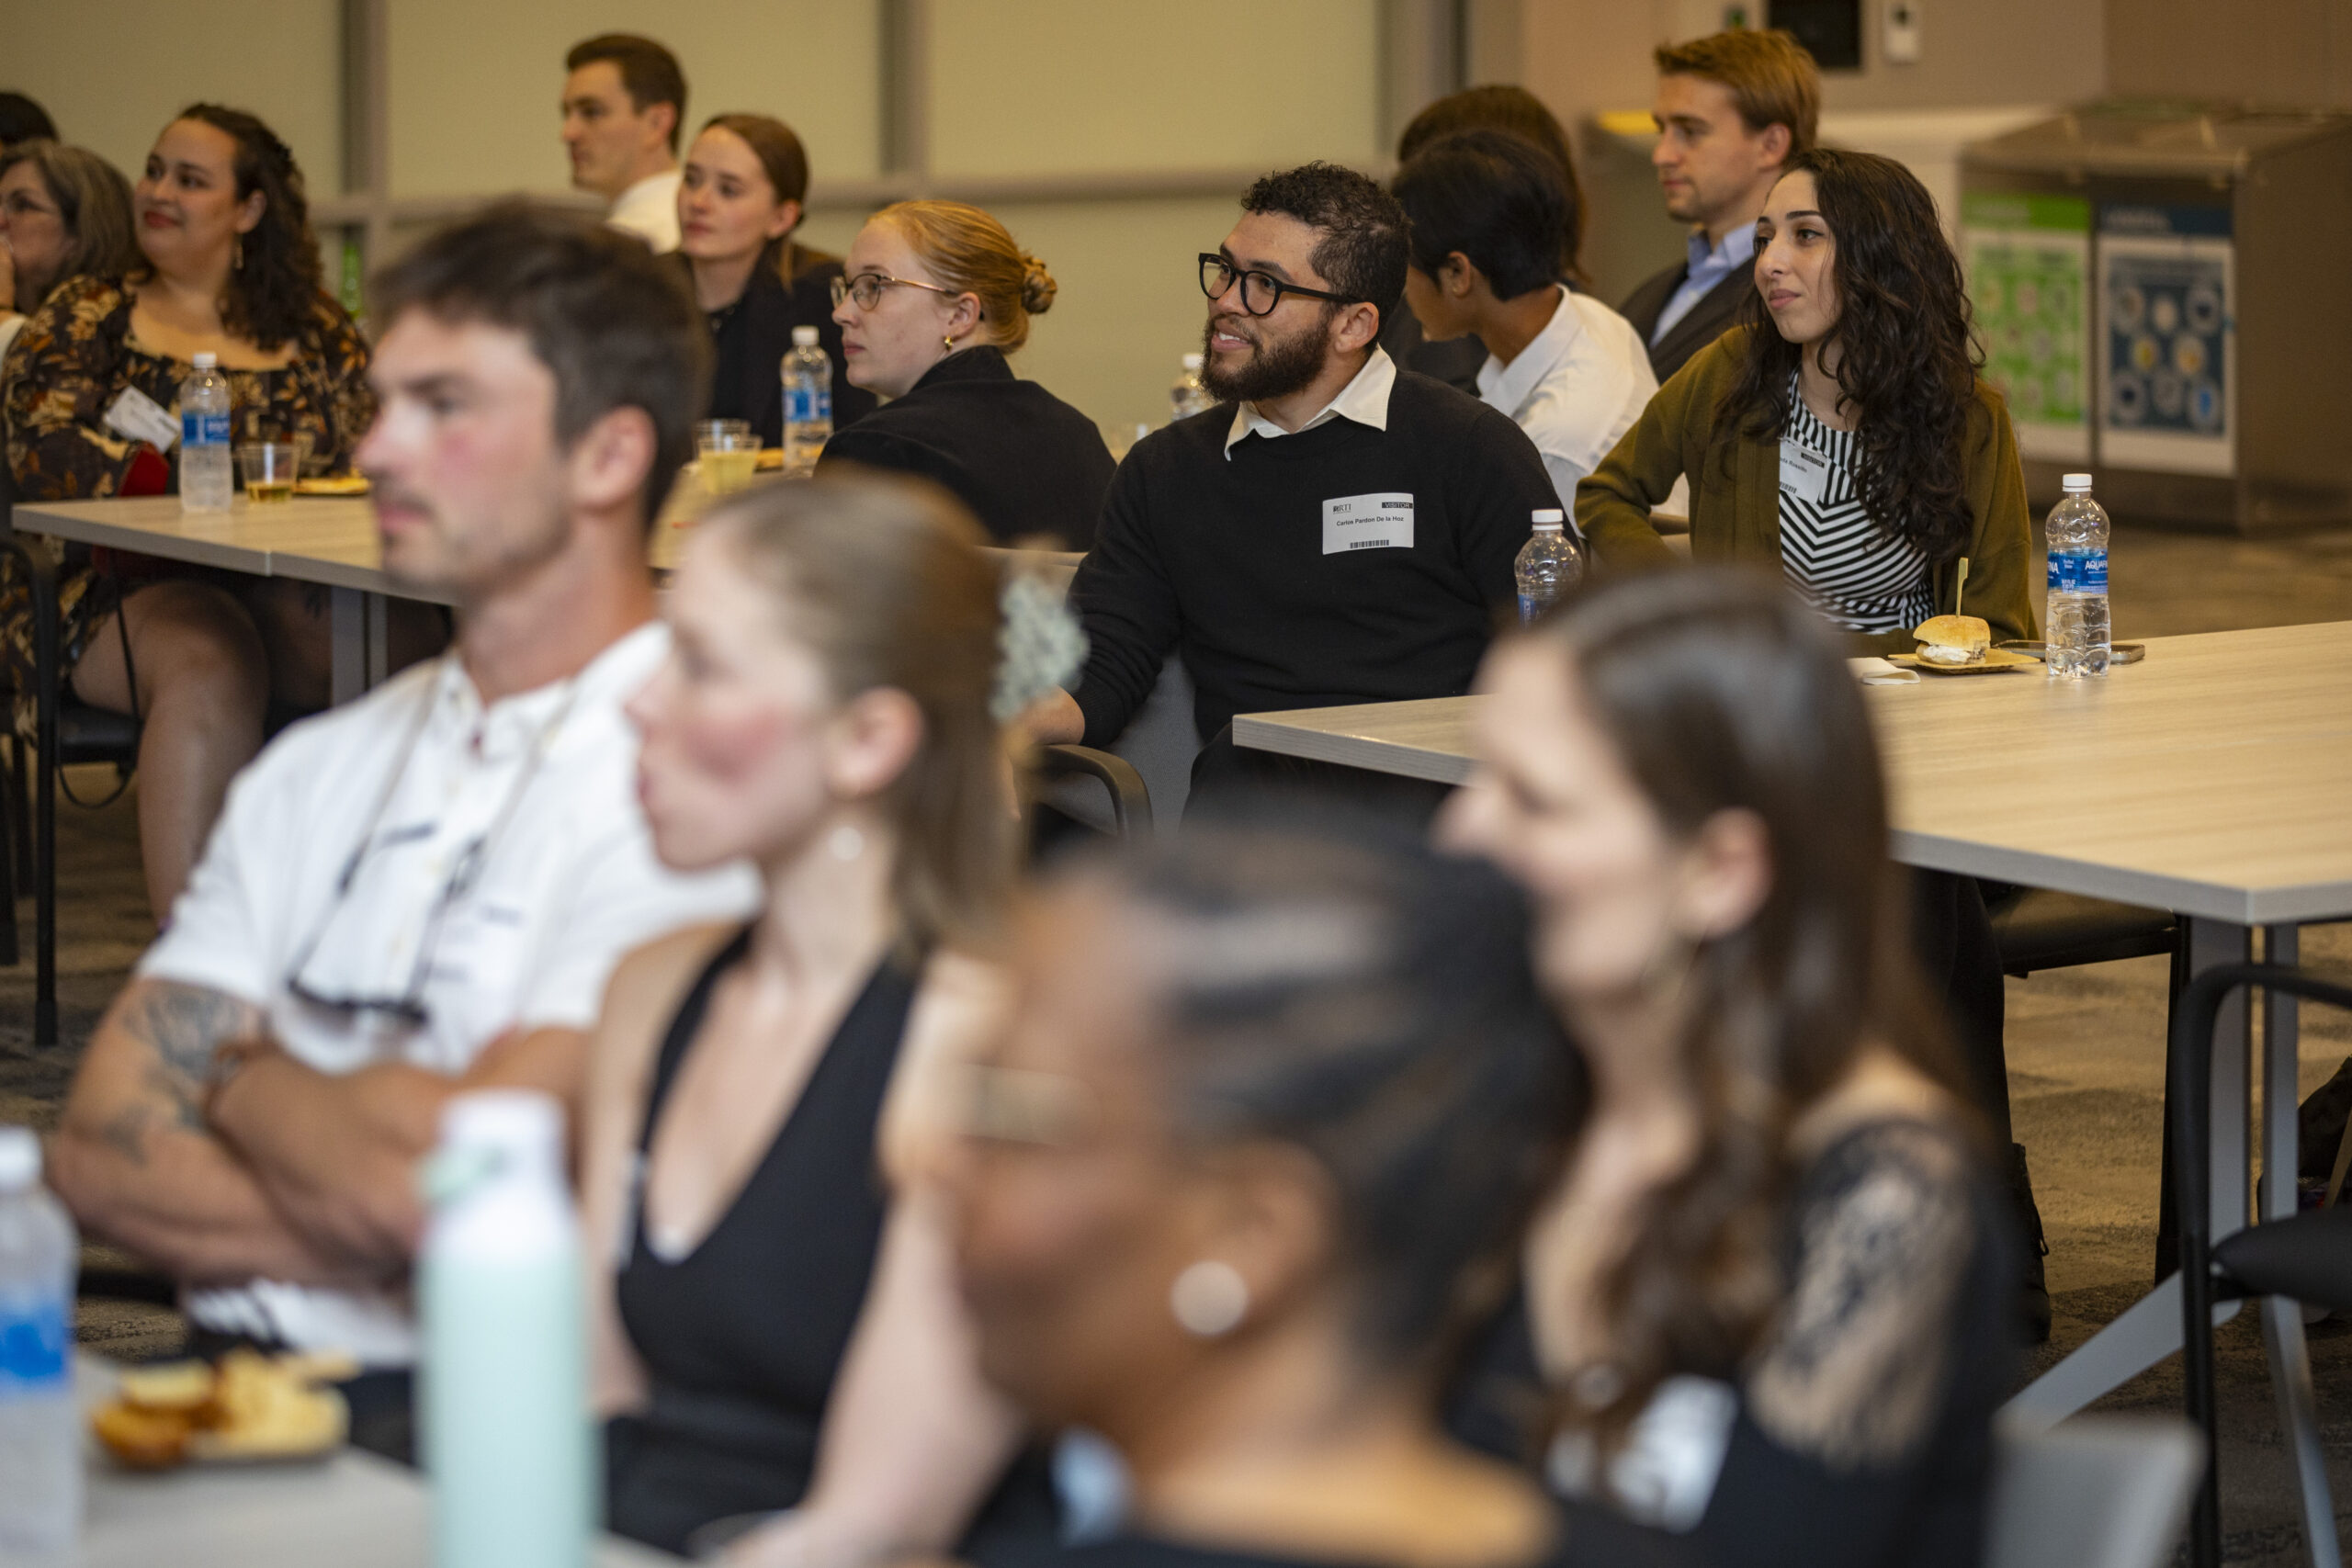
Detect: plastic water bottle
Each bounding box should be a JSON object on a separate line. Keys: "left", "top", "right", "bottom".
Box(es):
{"left": 0, "top": 1127, "right": 80, "bottom": 1560}
{"left": 178, "top": 351, "right": 233, "bottom": 513}
{"left": 419, "top": 1092, "right": 592, "bottom": 1568}
{"left": 1514, "top": 509, "right": 1583, "bottom": 623}
{"left": 781, "top": 325, "right": 832, "bottom": 477}
{"left": 2045, "top": 472, "right": 2111, "bottom": 678}
{"left": 1170, "top": 352, "right": 1215, "bottom": 421}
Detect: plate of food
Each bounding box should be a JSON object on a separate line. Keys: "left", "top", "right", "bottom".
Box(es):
{"left": 1888, "top": 615, "right": 2042, "bottom": 675}
{"left": 292, "top": 474, "right": 370, "bottom": 497}
{"left": 91, "top": 1349, "right": 352, "bottom": 1469}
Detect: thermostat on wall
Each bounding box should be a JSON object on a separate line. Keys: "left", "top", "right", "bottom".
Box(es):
{"left": 1884, "top": 0, "right": 1923, "bottom": 63}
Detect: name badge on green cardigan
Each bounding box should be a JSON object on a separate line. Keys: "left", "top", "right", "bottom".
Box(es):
{"left": 1779, "top": 438, "right": 1831, "bottom": 505}
{"left": 1322, "top": 491, "right": 1415, "bottom": 554}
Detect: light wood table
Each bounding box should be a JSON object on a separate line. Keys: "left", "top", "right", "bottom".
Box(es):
{"left": 9, "top": 495, "right": 454, "bottom": 705}
{"left": 1236, "top": 623, "right": 2352, "bottom": 1549}
{"left": 84, "top": 1446, "right": 674, "bottom": 1566}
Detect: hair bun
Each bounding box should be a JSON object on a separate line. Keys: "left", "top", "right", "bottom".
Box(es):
{"left": 1019, "top": 253, "right": 1057, "bottom": 316}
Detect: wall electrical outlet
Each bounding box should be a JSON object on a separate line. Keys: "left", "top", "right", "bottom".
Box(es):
{"left": 1883, "top": 0, "right": 1922, "bottom": 63}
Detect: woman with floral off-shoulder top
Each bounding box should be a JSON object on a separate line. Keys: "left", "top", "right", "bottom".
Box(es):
{"left": 0, "top": 105, "right": 436, "bottom": 919}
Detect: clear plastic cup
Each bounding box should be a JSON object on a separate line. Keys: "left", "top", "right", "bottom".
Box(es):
{"left": 695, "top": 422, "right": 762, "bottom": 495}
{"left": 237, "top": 440, "right": 309, "bottom": 504}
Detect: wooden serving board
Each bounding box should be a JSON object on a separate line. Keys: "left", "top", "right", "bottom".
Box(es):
{"left": 1886, "top": 647, "right": 2044, "bottom": 676}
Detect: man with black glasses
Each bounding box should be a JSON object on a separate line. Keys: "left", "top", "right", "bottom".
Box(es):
{"left": 50, "top": 206, "right": 757, "bottom": 1449}
{"left": 1024, "top": 163, "right": 1554, "bottom": 811}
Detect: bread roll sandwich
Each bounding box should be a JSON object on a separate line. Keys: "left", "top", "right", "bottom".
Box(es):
{"left": 1912, "top": 614, "right": 1990, "bottom": 667}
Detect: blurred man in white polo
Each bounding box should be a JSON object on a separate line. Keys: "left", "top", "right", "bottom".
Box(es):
{"left": 562, "top": 33, "right": 687, "bottom": 252}
{"left": 51, "top": 206, "right": 757, "bottom": 1433}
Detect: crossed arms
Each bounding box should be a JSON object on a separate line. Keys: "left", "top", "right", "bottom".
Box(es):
{"left": 51, "top": 976, "right": 581, "bottom": 1288}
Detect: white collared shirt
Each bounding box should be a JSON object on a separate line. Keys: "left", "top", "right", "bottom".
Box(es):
{"left": 143, "top": 622, "right": 760, "bottom": 1361}
{"left": 606, "top": 168, "right": 683, "bottom": 253}
{"left": 1476, "top": 288, "right": 1658, "bottom": 513}
{"left": 1223, "top": 344, "right": 1397, "bottom": 457}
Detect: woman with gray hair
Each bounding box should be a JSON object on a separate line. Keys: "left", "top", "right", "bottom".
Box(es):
{"left": 0, "top": 140, "right": 135, "bottom": 365}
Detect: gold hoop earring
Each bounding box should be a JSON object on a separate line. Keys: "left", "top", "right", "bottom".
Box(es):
{"left": 232, "top": 237, "right": 244, "bottom": 272}
{"left": 943, "top": 333, "right": 956, "bottom": 352}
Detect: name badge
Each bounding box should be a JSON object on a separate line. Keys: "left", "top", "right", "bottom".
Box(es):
{"left": 104, "top": 386, "right": 182, "bottom": 452}
{"left": 1779, "top": 438, "right": 1832, "bottom": 506}
{"left": 1322, "top": 491, "right": 1415, "bottom": 555}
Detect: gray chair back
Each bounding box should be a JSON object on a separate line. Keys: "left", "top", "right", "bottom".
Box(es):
{"left": 991, "top": 547, "right": 1193, "bottom": 838}
{"left": 1984, "top": 1414, "right": 2205, "bottom": 1568}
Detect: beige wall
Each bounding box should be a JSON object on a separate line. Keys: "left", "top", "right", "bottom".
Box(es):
{"left": 2106, "top": 0, "right": 2352, "bottom": 107}
{"left": 386, "top": 0, "right": 883, "bottom": 197}
{"left": 0, "top": 0, "right": 342, "bottom": 195}
{"left": 927, "top": 0, "right": 1381, "bottom": 177}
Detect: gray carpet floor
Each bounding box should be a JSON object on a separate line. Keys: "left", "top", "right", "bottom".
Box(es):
{"left": 5, "top": 519, "right": 2351, "bottom": 1562}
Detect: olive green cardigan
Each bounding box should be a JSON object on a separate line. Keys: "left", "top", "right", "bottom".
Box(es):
{"left": 1575, "top": 328, "right": 2039, "bottom": 656}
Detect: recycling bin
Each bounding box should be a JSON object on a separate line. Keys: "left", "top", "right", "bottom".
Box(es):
{"left": 1960, "top": 102, "right": 2352, "bottom": 533}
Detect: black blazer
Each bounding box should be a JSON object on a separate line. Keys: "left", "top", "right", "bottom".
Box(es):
{"left": 1618, "top": 260, "right": 1754, "bottom": 384}
{"left": 815, "top": 346, "right": 1114, "bottom": 551}
{"left": 682, "top": 249, "right": 876, "bottom": 449}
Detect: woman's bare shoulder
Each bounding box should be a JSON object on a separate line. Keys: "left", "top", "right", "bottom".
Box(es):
{"left": 878, "top": 947, "right": 1019, "bottom": 1188}
{"left": 592, "top": 923, "right": 746, "bottom": 1077}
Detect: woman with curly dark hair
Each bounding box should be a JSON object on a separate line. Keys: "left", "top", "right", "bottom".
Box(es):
{"left": 1576, "top": 148, "right": 2035, "bottom": 654}
{"left": 0, "top": 105, "right": 430, "bottom": 921}
{"left": 1442, "top": 569, "right": 2019, "bottom": 1568}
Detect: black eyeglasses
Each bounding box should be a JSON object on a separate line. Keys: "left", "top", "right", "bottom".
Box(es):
{"left": 831, "top": 270, "right": 958, "bottom": 311}
{"left": 1198, "top": 254, "right": 1360, "bottom": 317}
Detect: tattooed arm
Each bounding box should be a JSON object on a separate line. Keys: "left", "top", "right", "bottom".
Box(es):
{"left": 48, "top": 978, "right": 382, "bottom": 1287}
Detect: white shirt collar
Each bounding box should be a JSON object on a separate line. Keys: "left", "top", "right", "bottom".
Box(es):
{"left": 1223, "top": 345, "right": 1396, "bottom": 457}
{"left": 1476, "top": 287, "right": 1585, "bottom": 416}
{"left": 429, "top": 620, "right": 667, "bottom": 762}
{"left": 606, "top": 169, "right": 682, "bottom": 252}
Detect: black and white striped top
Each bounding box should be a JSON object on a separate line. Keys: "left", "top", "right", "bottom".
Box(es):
{"left": 1778, "top": 380, "right": 1935, "bottom": 635}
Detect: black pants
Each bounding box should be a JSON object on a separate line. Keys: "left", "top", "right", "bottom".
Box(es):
{"left": 1909, "top": 869, "right": 2013, "bottom": 1145}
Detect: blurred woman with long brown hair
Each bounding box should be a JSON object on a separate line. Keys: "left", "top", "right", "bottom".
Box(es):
{"left": 1442, "top": 569, "right": 2018, "bottom": 1568}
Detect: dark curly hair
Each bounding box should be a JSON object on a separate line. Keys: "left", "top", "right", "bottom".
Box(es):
{"left": 1712, "top": 147, "right": 1984, "bottom": 566}
{"left": 163, "top": 104, "right": 334, "bottom": 353}
{"left": 1240, "top": 162, "right": 1409, "bottom": 332}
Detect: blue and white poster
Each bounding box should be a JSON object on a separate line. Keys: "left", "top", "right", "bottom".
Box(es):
{"left": 2097, "top": 203, "right": 2233, "bottom": 477}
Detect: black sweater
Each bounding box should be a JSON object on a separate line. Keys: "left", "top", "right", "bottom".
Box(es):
{"left": 682, "top": 249, "right": 876, "bottom": 449}
{"left": 1069, "top": 369, "right": 1556, "bottom": 748}
{"left": 816, "top": 346, "right": 1114, "bottom": 550}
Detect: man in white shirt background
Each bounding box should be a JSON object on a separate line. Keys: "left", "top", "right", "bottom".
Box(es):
{"left": 561, "top": 32, "right": 687, "bottom": 253}
{"left": 1393, "top": 128, "right": 1657, "bottom": 517}
{"left": 1615, "top": 28, "right": 1820, "bottom": 384}
{"left": 50, "top": 204, "right": 758, "bottom": 1452}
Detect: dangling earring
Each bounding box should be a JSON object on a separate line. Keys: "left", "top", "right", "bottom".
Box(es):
{"left": 232, "top": 236, "right": 244, "bottom": 272}
{"left": 943, "top": 333, "right": 956, "bottom": 352}
{"left": 828, "top": 824, "right": 865, "bottom": 863}
{"left": 1170, "top": 1259, "right": 1249, "bottom": 1337}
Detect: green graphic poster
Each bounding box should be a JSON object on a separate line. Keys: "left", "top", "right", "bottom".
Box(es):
{"left": 1962, "top": 192, "right": 2092, "bottom": 464}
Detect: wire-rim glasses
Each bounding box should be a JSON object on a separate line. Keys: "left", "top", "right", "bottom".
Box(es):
{"left": 1197, "top": 254, "right": 1360, "bottom": 317}
{"left": 831, "top": 270, "right": 959, "bottom": 311}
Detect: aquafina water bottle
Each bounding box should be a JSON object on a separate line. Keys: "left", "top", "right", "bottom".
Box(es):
{"left": 0, "top": 1127, "right": 80, "bottom": 1560}
{"left": 178, "top": 351, "right": 233, "bottom": 513}
{"left": 781, "top": 326, "right": 832, "bottom": 477}
{"left": 2045, "top": 473, "right": 2110, "bottom": 678}
{"left": 1514, "top": 509, "right": 1583, "bottom": 623}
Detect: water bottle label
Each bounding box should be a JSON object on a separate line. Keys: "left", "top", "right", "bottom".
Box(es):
{"left": 181, "top": 411, "right": 231, "bottom": 448}
{"left": 2046, "top": 549, "right": 2109, "bottom": 592}
{"left": 0, "top": 1299, "right": 68, "bottom": 1395}
{"left": 786, "top": 383, "right": 831, "bottom": 425}
{"left": 1518, "top": 593, "right": 1549, "bottom": 625}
